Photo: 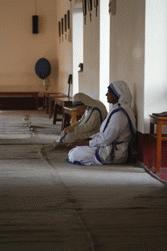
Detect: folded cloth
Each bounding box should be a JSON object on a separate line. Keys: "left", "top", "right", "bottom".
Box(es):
{"left": 152, "top": 111, "right": 167, "bottom": 117}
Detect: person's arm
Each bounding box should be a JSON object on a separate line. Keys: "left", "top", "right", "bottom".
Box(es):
{"left": 63, "top": 115, "right": 83, "bottom": 133}
{"left": 64, "top": 123, "right": 77, "bottom": 133}
{"left": 89, "top": 111, "right": 128, "bottom": 147}
{"left": 74, "top": 109, "right": 101, "bottom": 135}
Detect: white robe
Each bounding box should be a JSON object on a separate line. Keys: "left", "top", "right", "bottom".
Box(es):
{"left": 68, "top": 104, "right": 132, "bottom": 165}
{"left": 60, "top": 107, "right": 102, "bottom": 143}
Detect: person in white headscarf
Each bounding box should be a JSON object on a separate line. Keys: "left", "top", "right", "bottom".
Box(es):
{"left": 60, "top": 92, "right": 107, "bottom": 144}
{"left": 68, "top": 81, "right": 136, "bottom": 165}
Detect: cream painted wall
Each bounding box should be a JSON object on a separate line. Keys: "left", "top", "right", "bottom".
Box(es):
{"left": 78, "top": 3, "right": 100, "bottom": 99}
{"left": 99, "top": 0, "right": 110, "bottom": 109}
{"left": 72, "top": 8, "right": 83, "bottom": 95}
{"left": 55, "top": 0, "right": 73, "bottom": 95}
{"left": 110, "top": 0, "right": 145, "bottom": 132}
{"left": 0, "top": 0, "right": 58, "bottom": 92}
{"left": 144, "top": 0, "right": 167, "bottom": 132}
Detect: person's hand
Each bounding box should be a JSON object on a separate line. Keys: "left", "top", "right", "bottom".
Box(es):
{"left": 64, "top": 126, "right": 74, "bottom": 133}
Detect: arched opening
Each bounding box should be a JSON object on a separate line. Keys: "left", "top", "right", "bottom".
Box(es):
{"left": 72, "top": 3, "right": 83, "bottom": 95}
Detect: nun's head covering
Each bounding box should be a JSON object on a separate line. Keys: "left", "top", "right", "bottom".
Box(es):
{"left": 108, "top": 81, "right": 136, "bottom": 132}
{"left": 73, "top": 92, "right": 107, "bottom": 120}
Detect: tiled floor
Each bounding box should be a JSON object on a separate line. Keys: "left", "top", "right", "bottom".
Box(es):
{"left": 0, "top": 110, "right": 167, "bottom": 250}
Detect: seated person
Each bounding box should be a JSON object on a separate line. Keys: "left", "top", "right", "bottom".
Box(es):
{"left": 67, "top": 81, "right": 136, "bottom": 165}
{"left": 59, "top": 92, "right": 107, "bottom": 144}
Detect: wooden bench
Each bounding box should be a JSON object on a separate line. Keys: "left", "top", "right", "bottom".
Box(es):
{"left": 0, "top": 92, "right": 39, "bottom": 109}
{"left": 43, "top": 92, "right": 67, "bottom": 113}
{"left": 52, "top": 96, "right": 72, "bottom": 128}
{"left": 150, "top": 114, "right": 167, "bottom": 172}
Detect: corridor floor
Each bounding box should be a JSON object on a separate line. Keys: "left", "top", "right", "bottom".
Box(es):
{"left": 0, "top": 110, "right": 167, "bottom": 251}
